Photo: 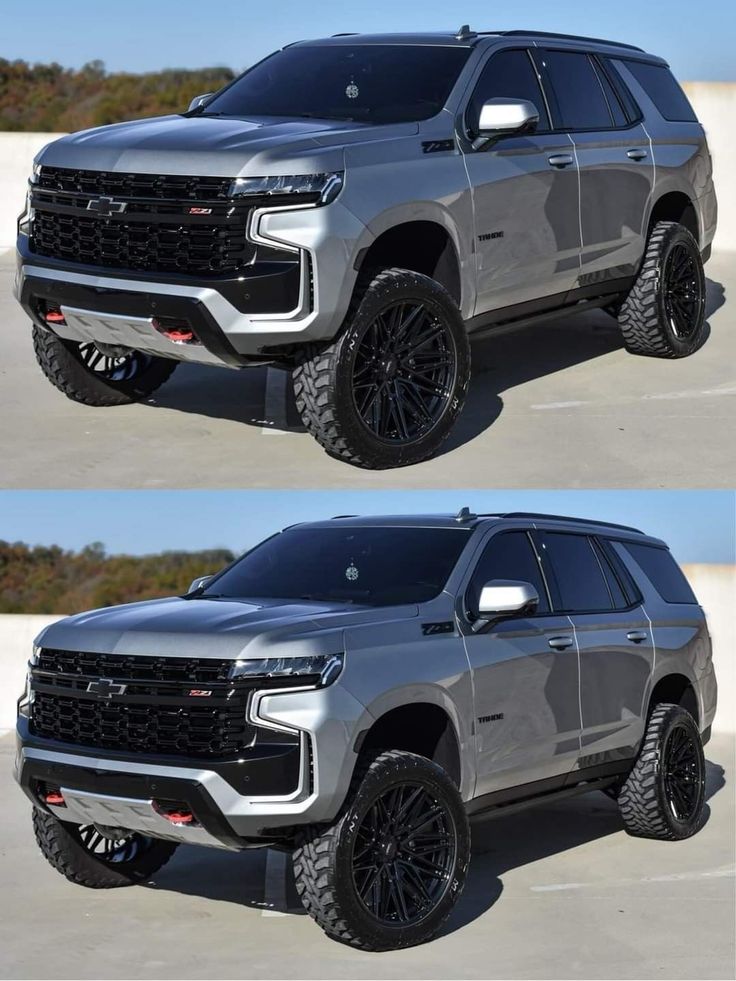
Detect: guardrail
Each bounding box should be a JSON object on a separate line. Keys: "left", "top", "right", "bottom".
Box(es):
{"left": 1, "top": 82, "right": 734, "bottom": 250}
{"left": 0, "top": 563, "right": 733, "bottom": 733}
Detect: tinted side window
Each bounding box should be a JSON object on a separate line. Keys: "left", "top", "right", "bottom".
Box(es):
{"left": 591, "top": 539, "right": 628, "bottom": 608}
{"left": 592, "top": 60, "right": 628, "bottom": 126}
{"left": 466, "top": 48, "right": 550, "bottom": 134}
{"left": 623, "top": 61, "right": 697, "bottom": 122}
{"left": 541, "top": 50, "right": 613, "bottom": 130}
{"left": 621, "top": 543, "right": 697, "bottom": 603}
{"left": 600, "top": 58, "right": 642, "bottom": 122}
{"left": 467, "top": 531, "right": 549, "bottom": 616}
{"left": 541, "top": 532, "right": 612, "bottom": 612}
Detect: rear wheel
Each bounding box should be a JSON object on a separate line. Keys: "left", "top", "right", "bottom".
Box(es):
{"left": 33, "top": 326, "right": 178, "bottom": 406}
{"left": 617, "top": 703, "right": 706, "bottom": 840}
{"left": 293, "top": 268, "right": 470, "bottom": 469}
{"left": 292, "top": 750, "right": 470, "bottom": 950}
{"left": 33, "top": 808, "right": 178, "bottom": 887}
{"left": 618, "top": 221, "right": 706, "bottom": 358}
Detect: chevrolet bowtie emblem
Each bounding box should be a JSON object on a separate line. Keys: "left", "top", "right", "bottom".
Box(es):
{"left": 86, "top": 196, "right": 127, "bottom": 216}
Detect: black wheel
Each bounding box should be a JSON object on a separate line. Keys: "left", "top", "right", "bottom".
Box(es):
{"left": 617, "top": 703, "right": 706, "bottom": 840}
{"left": 33, "top": 808, "right": 178, "bottom": 887}
{"left": 292, "top": 750, "right": 470, "bottom": 950}
{"left": 33, "top": 326, "right": 178, "bottom": 406}
{"left": 293, "top": 268, "right": 471, "bottom": 469}
{"left": 618, "top": 221, "right": 706, "bottom": 358}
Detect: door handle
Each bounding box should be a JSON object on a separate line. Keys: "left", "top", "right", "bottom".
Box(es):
{"left": 626, "top": 148, "right": 648, "bottom": 161}
{"left": 548, "top": 635, "right": 574, "bottom": 650}
{"left": 627, "top": 630, "right": 648, "bottom": 643}
{"left": 548, "top": 154, "right": 574, "bottom": 168}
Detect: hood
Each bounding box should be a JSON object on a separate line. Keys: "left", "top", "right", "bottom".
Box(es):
{"left": 36, "top": 595, "right": 419, "bottom": 661}
{"left": 38, "top": 113, "right": 419, "bottom": 178}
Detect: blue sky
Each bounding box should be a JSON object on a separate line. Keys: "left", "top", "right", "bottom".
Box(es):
{"left": 2, "top": 0, "right": 733, "bottom": 80}
{"left": 1, "top": 491, "right": 734, "bottom": 565}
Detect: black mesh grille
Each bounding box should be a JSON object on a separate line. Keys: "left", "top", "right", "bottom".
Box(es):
{"left": 37, "top": 167, "right": 232, "bottom": 200}
{"left": 30, "top": 166, "right": 254, "bottom": 276}
{"left": 37, "top": 649, "right": 234, "bottom": 683}
{"left": 30, "top": 649, "right": 254, "bottom": 758}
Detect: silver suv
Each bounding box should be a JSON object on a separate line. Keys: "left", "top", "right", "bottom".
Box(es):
{"left": 15, "top": 511, "right": 717, "bottom": 950}
{"left": 14, "top": 28, "right": 717, "bottom": 469}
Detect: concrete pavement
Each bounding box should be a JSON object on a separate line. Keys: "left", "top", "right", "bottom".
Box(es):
{"left": 1, "top": 252, "right": 734, "bottom": 488}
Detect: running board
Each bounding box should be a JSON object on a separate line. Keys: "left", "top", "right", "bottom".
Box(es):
{"left": 466, "top": 774, "right": 618, "bottom": 822}
{"left": 468, "top": 295, "right": 614, "bottom": 343}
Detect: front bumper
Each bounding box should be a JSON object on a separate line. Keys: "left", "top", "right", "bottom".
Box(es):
{"left": 14, "top": 682, "right": 368, "bottom": 849}
{"left": 15, "top": 198, "right": 367, "bottom": 367}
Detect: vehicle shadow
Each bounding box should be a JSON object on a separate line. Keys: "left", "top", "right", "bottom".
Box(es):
{"left": 146, "top": 276, "right": 725, "bottom": 454}
{"left": 148, "top": 759, "right": 726, "bottom": 929}
{"left": 441, "top": 756, "right": 726, "bottom": 938}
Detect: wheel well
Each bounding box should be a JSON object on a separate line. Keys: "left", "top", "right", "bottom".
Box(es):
{"left": 648, "top": 192, "right": 699, "bottom": 245}
{"left": 356, "top": 703, "right": 462, "bottom": 788}
{"left": 648, "top": 674, "right": 699, "bottom": 726}
{"left": 357, "top": 222, "right": 461, "bottom": 306}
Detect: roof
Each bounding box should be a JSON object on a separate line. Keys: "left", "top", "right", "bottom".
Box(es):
{"left": 297, "top": 511, "right": 648, "bottom": 536}
{"left": 292, "top": 28, "right": 646, "bottom": 54}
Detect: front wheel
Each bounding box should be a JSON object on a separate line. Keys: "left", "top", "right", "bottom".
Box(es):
{"left": 293, "top": 268, "right": 471, "bottom": 469}
{"left": 292, "top": 750, "right": 470, "bottom": 950}
{"left": 33, "top": 809, "right": 178, "bottom": 887}
{"left": 33, "top": 327, "right": 178, "bottom": 406}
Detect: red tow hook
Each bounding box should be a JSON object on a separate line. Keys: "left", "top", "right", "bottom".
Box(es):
{"left": 153, "top": 800, "right": 196, "bottom": 825}
{"left": 44, "top": 309, "right": 66, "bottom": 325}
{"left": 151, "top": 318, "right": 196, "bottom": 344}
{"left": 44, "top": 790, "right": 65, "bottom": 806}
{"left": 165, "top": 811, "right": 195, "bottom": 825}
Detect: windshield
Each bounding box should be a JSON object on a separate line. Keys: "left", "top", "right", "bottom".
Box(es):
{"left": 197, "top": 526, "right": 471, "bottom": 606}
{"left": 200, "top": 45, "right": 471, "bottom": 124}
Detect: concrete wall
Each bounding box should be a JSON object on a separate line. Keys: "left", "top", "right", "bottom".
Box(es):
{"left": 682, "top": 83, "right": 736, "bottom": 252}
{"left": 0, "top": 563, "right": 733, "bottom": 733}
{"left": 1, "top": 82, "right": 735, "bottom": 250}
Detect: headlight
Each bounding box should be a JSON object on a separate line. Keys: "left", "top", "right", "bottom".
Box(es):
{"left": 30, "top": 162, "right": 41, "bottom": 184}
{"left": 17, "top": 647, "right": 39, "bottom": 719}
{"left": 229, "top": 653, "right": 343, "bottom": 688}
{"left": 228, "top": 172, "right": 343, "bottom": 205}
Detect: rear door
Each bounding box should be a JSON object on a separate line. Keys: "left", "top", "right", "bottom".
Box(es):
{"left": 533, "top": 47, "right": 654, "bottom": 290}
{"left": 460, "top": 47, "right": 582, "bottom": 314}
{"left": 538, "top": 530, "right": 654, "bottom": 766}
{"left": 460, "top": 528, "right": 582, "bottom": 798}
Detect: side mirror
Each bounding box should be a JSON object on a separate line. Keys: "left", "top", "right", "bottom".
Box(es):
{"left": 472, "top": 579, "right": 539, "bottom": 632}
{"left": 473, "top": 98, "right": 540, "bottom": 150}
{"left": 188, "top": 93, "right": 214, "bottom": 113}
{"left": 188, "top": 574, "right": 213, "bottom": 594}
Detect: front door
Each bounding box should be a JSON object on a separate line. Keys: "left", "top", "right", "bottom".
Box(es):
{"left": 460, "top": 528, "right": 582, "bottom": 798}
{"left": 460, "top": 47, "right": 582, "bottom": 316}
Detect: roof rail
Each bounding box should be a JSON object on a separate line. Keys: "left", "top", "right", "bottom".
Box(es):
{"left": 331, "top": 32, "right": 359, "bottom": 37}
{"left": 331, "top": 514, "right": 358, "bottom": 519}
{"left": 496, "top": 30, "right": 644, "bottom": 52}
{"left": 496, "top": 512, "right": 644, "bottom": 534}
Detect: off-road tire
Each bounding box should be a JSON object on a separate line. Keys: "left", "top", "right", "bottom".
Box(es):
{"left": 292, "top": 749, "right": 470, "bottom": 951}
{"left": 617, "top": 703, "right": 706, "bottom": 840}
{"left": 33, "top": 326, "right": 178, "bottom": 406}
{"left": 618, "top": 221, "right": 706, "bottom": 358}
{"left": 293, "top": 268, "right": 471, "bottom": 469}
{"left": 32, "top": 808, "right": 178, "bottom": 887}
